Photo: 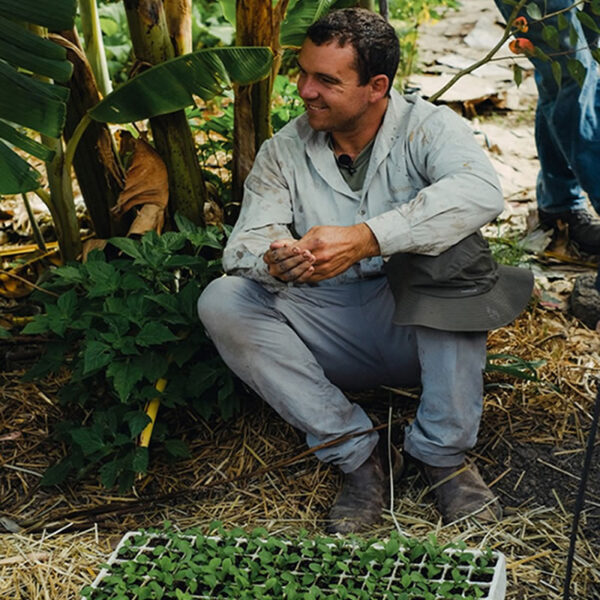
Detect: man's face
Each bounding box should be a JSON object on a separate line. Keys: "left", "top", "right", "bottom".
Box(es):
{"left": 297, "top": 39, "right": 373, "bottom": 133}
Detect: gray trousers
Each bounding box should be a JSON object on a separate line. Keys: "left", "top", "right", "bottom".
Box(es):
{"left": 197, "top": 276, "right": 487, "bottom": 473}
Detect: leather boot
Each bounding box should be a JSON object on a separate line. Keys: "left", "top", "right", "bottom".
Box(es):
{"left": 539, "top": 208, "right": 600, "bottom": 255}
{"left": 326, "top": 448, "right": 387, "bottom": 534}
{"left": 410, "top": 455, "right": 502, "bottom": 524}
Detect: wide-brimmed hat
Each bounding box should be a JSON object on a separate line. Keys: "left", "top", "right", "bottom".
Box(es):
{"left": 385, "top": 232, "right": 534, "bottom": 332}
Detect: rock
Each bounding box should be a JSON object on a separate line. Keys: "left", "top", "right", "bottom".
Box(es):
{"left": 569, "top": 273, "right": 600, "bottom": 329}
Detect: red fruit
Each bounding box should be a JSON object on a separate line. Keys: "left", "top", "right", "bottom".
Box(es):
{"left": 509, "top": 37, "right": 535, "bottom": 55}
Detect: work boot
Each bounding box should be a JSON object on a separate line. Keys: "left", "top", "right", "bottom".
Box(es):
{"left": 409, "top": 455, "right": 502, "bottom": 524}
{"left": 538, "top": 208, "right": 600, "bottom": 255}
{"left": 326, "top": 448, "right": 387, "bottom": 534}
{"left": 570, "top": 273, "right": 600, "bottom": 330}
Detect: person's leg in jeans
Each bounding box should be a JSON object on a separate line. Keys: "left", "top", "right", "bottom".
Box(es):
{"left": 496, "top": 0, "right": 600, "bottom": 326}
{"left": 495, "top": 0, "right": 600, "bottom": 253}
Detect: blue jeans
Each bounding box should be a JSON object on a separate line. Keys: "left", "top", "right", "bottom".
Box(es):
{"left": 198, "top": 276, "right": 488, "bottom": 471}
{"left": 495, "top": 0, "right": 600, "bottom": 287}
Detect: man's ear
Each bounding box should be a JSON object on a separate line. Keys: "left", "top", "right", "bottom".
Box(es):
{"left": 369, "top": 74, "right": 390, "bottom": 101}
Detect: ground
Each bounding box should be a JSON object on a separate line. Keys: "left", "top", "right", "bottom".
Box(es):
{"left": 1, "top": 1, "right": 600, "bottom": 599}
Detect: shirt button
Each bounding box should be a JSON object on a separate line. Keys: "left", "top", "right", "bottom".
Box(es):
{"left": 358, "top": 209, "right": 366, "bottom": 215}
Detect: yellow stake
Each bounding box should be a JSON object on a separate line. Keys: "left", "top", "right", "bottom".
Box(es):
{"left": 139, "top": 378, "right": 167, "bottom": 448}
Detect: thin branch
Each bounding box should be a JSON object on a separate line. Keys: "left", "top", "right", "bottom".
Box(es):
{"left": 0, "top": 270, "right": 59, "bottom": 297}
{"left": 429, "top": 0, "right": 529, "bottom": 103}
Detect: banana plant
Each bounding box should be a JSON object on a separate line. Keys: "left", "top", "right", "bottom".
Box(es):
{"left": 0, "top": 0, "right": 76, "bottom": 194}
{"left": 221, "top": 0, "right": 356, "bottom": 208}
{"left": 62, "top": 42, "right": 273, "bottom": 225}
{"left": 0, "top": 0, "right": 82, "bottom": 261}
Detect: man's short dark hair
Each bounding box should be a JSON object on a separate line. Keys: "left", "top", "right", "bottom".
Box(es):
{"left": 306, "top": 8, "right": 400, "bottom": 95}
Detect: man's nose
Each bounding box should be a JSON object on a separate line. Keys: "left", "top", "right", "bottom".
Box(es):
{"left": 298, "top": 76, "right": 318, "bottom": 99}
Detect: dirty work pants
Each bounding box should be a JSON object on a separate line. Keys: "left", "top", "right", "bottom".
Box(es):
{"left": 197, "top": 275, "right": 487, "bottom": 473}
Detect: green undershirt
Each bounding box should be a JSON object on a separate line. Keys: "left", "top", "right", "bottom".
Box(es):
{"left": 331, "top": 138, "right": 375, "bottom": 192}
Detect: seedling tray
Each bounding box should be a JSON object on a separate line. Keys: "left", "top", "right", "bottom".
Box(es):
{"left": 82, "top": 528, "right": 506, "bottom": 599}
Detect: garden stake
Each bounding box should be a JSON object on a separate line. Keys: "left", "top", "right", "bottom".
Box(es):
{"left": 562, "top": 382, "right": 600, "bottom": 600}
{"left": 138, "top": 378, "right": 167, "bottom": 448}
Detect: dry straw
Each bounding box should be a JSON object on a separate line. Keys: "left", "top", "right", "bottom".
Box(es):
{"left": 1, "top": 303, "right": 599, "bottom": 599}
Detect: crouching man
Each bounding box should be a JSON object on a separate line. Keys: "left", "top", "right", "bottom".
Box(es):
{"left": 198, "top": 8, "right": 533, "bottom": 533}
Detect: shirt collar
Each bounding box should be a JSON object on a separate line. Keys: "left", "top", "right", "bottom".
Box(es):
{"left": 301, "top": 89, "right": 410, "bottom": 197}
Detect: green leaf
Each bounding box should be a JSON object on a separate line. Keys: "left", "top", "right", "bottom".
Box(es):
{"left": 83, "top": 340, "right": 114, "bottom": 374}
{"left": 107, "top": 359, "right": 145, "bottom": 402}
{"left": 0, "top": 4, "right": 74, "bottom": 194}
{"left": 54, "top": 264, "right": 85, "bottom": 284}
{"left": 109, "top": 236, "right": 143, "bottom": 260}
{"left": 71, "top": 428, "right": 105, "bottom": 455}
{"left": 551, "top": 60, "right": 562, "bottom": 88}
{"left": 0, "top": 62, "right": 68, "bottom": 138}
{"left": 21, "top": 340, "right": 67, "bottom": 380}
{"left": 525, "top": 2, "right": 542, "bottom": 20}
{"left": 99, "top": 459, "right": 119, "bottom": 488}
{"left": 567, "top": 58, "right": 586, "bottom": 87}
{"left": 132, "top": 447, "right": 149, "bottom": 473}
{"left": 146, "top": 293, "right": 179, "bottom": 313}
{"left": 533, "top": 46, "right": 550, "bottom": 62}
{"left": 569, "top": 23, "right": 579, "bottom": 48}
{"left": 89, "top": 47, "right": 273, "bottom": 124}
{"left": 164, "top": 439, "right": 190, "bottom": 458}
{"left": 0, "top": 140, "right": 42, "bottom": 193}
{"left": 219, "top": 0, "right": 236, "bottom": 26}
{"left": 512, "top": 63, "right": 522, "bottom": 87}
{"left": 0, "top": 16, "right": 72, "bottom": 82}
{"left": 0, "top": 120, "right": 54, "bottom": 161}
{"left": 541, "top": 24, "right": 559, "bottom": 50}
{"left": 485, "top": 353, "right": 544, "bottom": 380}
{"left": 136, "top": 322, "right": 179, "bottom": 347}
{"left": 85, "top": 261, "right": 120, "bottom": 297}
{"left": 576, "top": 10, "right": 600, "bottom": 34}
{"left": 0, "top": 0, "right": 77, "bottom": 30}
{"left": 124, "top": 410, "right": 151, "bottom": 438}
{"left": 57, "top": 288, "right": 77, "bottom": 318}
{"left": 385, "top": 537, "right": 400, "bottom": 557}
{"left": 557, "top": 13, "right": 568, "bottom": 31}
{"left": 281, "top": 0, "right": 338, "bottom": 47}
{"left": 121, "top": 272, "right": 147, "bottom": 291}
{"left": 40, "top": 458, "right": 73, "bottom": 486}
{"left": 22, "top": 314, "right": 50, "bottom": 335}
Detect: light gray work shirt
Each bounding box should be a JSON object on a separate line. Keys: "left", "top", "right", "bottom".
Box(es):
{"left": 223, "top": 91, "right": 504, "bottom": 289}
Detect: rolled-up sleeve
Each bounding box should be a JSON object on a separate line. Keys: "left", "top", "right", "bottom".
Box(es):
{"left": 222, "top": 140, "right": 294, "bottom": 287}
{"left": 366, "top": 107, "right": 504, "bottom": 257}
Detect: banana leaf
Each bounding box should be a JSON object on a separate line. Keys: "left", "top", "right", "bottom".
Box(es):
{"left": 0, "top": 16, "right": 73, "bottom": 82}
{"left": 89, "top": 46, "right": 274, "bottom": 124}
{"left": 0, "top": 0, "right": 75, "bottom": 194}
{"left": 0, "top": 140, "right": 41, "bottom": 193}
{"left": 0, "top": 0, "right": 77, "bottom": 30}
{"left": 280, "top": 0, "right": 357, "bottom": 47}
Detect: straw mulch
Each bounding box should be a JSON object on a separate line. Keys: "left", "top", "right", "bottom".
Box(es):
{"left": 1, "top": 302, "right": 599, "bottom": 600}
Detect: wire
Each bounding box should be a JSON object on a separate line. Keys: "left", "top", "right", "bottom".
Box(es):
{"left": 563, "top": 381, "right": 600, "bottom": 600}
{"left": 388, "top": 397, "right": 406, "bottom": 538}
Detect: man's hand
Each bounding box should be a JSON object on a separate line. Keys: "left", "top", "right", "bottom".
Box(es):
{"left": 294, "top": 224, "right": 380, "bottom": 282}
{"left": 263, "top": 238, "right": 316, "bottom": 282}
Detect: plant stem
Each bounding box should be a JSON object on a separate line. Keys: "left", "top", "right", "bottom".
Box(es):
{"left": 78, "top": 0, "right": 113, "bottom": 97}
{"left": 429, "top": 0, "right": 529, "bottom": 103}
{"left": 63, "top": 113, "right": 92, "bottom": 179}
{"left": 21, "top": 193, "right": 47, "bottom": 252}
